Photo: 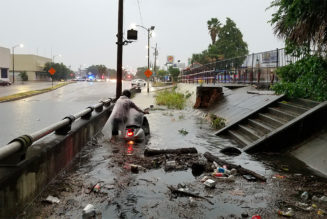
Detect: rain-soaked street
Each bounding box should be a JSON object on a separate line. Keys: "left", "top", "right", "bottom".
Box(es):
{"left": 21, "top": 89, "right": 327, "bottom": 219}
{"left": 0, "top": 81, "right": 129, "bottom": 145}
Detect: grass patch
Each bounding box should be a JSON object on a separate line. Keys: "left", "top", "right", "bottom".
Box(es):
{"left": 155, "top": 89, "right": 186, "bottom": 109}
{"left": 208, "top": 113, "right": 226, "bottom": 130}
{"left": 178, "top": 128, "right": 189, "bottom": 136}
{"left": 0, "top": 82, "right": 72, "bottom": 102}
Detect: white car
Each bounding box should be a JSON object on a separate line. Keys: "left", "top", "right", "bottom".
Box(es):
{"left": 131, "top": 79, "right": 146, "bottom": 87}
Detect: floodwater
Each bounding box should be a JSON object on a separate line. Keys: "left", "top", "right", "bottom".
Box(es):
{"left": 22, "top": 97, "right": 327, "bottom": 219}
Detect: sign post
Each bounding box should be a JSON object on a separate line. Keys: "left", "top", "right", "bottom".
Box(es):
{"left": 48, "top": 67, "right": 56, "bottom": 88}
{"left": 144, "top": 69, "right": 153, "bottom": 92}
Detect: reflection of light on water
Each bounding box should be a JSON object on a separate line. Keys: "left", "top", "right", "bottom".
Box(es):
{"left": 127, "top": 144, "right": 134, "bottom": 155}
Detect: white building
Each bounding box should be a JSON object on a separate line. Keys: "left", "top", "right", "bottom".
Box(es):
{"left": 0, "top": 47, "right": 11, "bottom": 81}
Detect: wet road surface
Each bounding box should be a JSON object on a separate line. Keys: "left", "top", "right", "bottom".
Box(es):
{"left": 22, "top": 91, "right": 327, "bottom": 218}
{"left": 0, "top": 81, "right": 130, "bottom": 145}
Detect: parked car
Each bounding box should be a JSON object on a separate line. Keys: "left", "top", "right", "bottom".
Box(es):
{"left": 131, "top": 79, "right": 146, "bottom": 87}
{"left": 0, "top": 79, "right": 11, "bottom": 86}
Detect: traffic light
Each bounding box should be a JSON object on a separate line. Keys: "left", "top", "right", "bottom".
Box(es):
{"left": 127, "top": 29, "right": 138, "bottom": 40}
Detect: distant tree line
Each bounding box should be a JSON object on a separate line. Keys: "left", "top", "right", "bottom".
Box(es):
{"left": 44, "top": 62, "right": 74, "bottom": 81}
{"left": 86, "top": 65, "right": 117, "bottom": 79}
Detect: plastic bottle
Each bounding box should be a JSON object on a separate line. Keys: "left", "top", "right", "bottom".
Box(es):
{"left": 301, "top": 191, "right": 309, "bottom": 201}
{"left": 212, "top": 172, "right": 224, "bottom": 177}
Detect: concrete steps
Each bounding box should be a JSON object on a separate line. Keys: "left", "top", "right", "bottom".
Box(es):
{"left": 216, "top": 97, "right": 325, "bottom": 152}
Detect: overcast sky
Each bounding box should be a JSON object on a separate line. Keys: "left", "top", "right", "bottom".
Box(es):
{"left": 0, "top": 0, "right": 284, "bottom": 72}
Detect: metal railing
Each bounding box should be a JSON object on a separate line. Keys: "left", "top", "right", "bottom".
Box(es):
{"left": 0, "top": 98, "right": 113, "bottom": 165}
{"left": 179, "top": 48, "right": 305, "bottom": 86}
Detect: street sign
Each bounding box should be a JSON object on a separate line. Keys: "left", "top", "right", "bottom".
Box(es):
{"left": 48, "top": 67, "right": 56, "bottom": 75}
{"left": 144, "top": 69, "right": 153, "bottom": 78}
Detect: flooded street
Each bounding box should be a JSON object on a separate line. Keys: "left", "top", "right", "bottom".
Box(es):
{"left": 22, "top": 98, "right": 327, "bottom": 218}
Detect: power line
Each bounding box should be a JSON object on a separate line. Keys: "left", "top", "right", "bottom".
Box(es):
{"left": 137, "top": 0, "right": 144, "bottom": 26}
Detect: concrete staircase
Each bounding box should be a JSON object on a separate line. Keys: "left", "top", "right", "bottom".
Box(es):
{"left": 216, "top": 98, "right": 327, "bottom": 152}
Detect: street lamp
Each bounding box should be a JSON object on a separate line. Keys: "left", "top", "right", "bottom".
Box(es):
{"left": 52, "top": 54, "right": 62, "bottom": 63}
{"left": 136, "top": 24, "right": 155, "bottom": 93}
{"left": 12, "top": 43, "right": 24, "bottom": 83}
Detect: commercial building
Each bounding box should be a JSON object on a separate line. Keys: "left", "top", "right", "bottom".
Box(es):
{"left": 0, "top": 47, "right": 11, "bottom": 81}
{"left": 9, "top": 54, "right": 51, "bottom": 81}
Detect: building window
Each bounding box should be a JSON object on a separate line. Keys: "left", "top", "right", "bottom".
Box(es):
{"left": 1, "top": 68, "right": 8, "bottom": 78}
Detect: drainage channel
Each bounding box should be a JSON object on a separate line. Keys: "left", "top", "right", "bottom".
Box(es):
{"left": 22, "top": 107, "right": 327, "bottom": 219}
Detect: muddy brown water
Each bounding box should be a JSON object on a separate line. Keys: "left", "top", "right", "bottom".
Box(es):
{"left": 21, "top": 107, "right": 327, "bottom": 219}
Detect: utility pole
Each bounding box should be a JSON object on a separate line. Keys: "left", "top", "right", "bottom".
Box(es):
{"left": 153, "top": 43, "right": 158, "bottom": 82}
{"left": 116, "top": 0, "right": 123, "bottom": 99}
{"left": 147, "top": 29, "right": 150, "bottom": 93}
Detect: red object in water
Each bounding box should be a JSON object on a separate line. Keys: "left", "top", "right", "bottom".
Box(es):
{"left": 127, "top": 129, "right": 134, "bottom": 137}
{"left": 212, "top": 172, "right": 224, "bottom": 177}
{"left": 251, "top": 215, "right": 261, "bottom": 219}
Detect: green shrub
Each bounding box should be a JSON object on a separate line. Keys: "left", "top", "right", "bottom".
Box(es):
{"left": 272, "top": 55, "right": 327, "bottom": 101}
{"left": 19, "top": 71, "right": 28, "bottom": 81}
{"left": 155, "top": 90, "right": 186, "bottom": 109}
{"left": 208, "top": 113, "right": 226, "bottom": 130}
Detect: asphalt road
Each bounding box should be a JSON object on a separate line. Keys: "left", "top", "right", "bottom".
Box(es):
{"left": 0, "top": 81, "right": 61, "bottom": 97}
{"left": 0, "top": 81, "right": 130, "bottom": 146}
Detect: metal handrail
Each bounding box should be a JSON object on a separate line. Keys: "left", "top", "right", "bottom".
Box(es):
{"left": 0, "top": 98, "right": 114, "bottom": 162}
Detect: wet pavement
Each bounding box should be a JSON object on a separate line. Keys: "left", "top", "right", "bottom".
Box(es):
{"left": 0, "top": 81, "right": 130, "bottom": 146}
{"left": 0, "top": 81, "right": 61, "bottom": 97}
{"left": 22, "top": 88, "right": 327, "bottom": 219}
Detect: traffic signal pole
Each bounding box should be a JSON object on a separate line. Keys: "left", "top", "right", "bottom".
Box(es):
{"left": 116, "top": 0, "right": 123, "bottom": 99}
{"left": 147, "top": 28, "right": 150, "bottom": 93}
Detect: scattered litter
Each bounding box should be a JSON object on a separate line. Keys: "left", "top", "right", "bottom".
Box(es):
{"left": 212, "top": 172, "right": 224, "bottom": 177}
{"left": 243, "top": 174, "right": 257, "bottom": 181}
{"left": 43, "top": 195, "right": 60, "bottom": 204}
{"left": 317, "top": 209, "right": 325, "bottom": 216}
{"left": 82, "top": 204, "right": 102, "bottom": 219}
{"left": 203, "top": 179, "right": 216, "bottom": 188}
{"left": 189, "top": 197, "right": 197, "bottom": 207}
{"left": 200, "top": 176, "right": 209, "bottom": 182}
{"left": 168, "top": 185, "right": 214, "bottom": 205}
{"left": 93, "top": 183, "right": 101, "bottom": 193}
{"left": 312, "top": 195, "right": 327, "bottom": 203}
{"left": 301, "top": 191, "right": 309, "bottom": 201}
{"left": 230, "top": 189, "right": 245, "bottom": 196}
{"left": 277, "top": 208, "right": 294, "bottom": 217}
{"left": 241, "top": 212, "right": 249, "bottom": 218}
{"left": 273, "top": 174, "right": 286, "bottom": 179}
{"left": 131, "top": 164, "right": 139, "bottom": 173}
{"left": 105, "top": 185, "right": 115, "bottom": 190}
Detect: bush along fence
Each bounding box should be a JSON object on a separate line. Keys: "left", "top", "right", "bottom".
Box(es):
{"left": 180, "top": 48, "right": 305, "bottom": 86}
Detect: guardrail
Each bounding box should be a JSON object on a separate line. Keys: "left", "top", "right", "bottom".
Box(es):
{"left": 0, "top": 98, "right": 114, "bottom": 166}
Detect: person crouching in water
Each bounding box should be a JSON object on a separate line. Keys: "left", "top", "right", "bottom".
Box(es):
{"left": 108, "top": 89, "right": 149, "bottom": 143}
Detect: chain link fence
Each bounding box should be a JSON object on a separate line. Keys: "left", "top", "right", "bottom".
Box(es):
{"left": 180, "top": 48, "right": 303, "bottom": 87}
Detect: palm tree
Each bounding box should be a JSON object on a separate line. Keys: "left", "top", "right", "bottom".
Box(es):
{"left": 270, "top": 0, "right": 327, "bottom": 54}
{"left": 207, "top": 18, "right": 221, "bottom": 45}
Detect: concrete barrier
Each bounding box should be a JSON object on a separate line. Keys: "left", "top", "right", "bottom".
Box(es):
{"left": 0, "top": 103, "right": 113, "bottom": 218}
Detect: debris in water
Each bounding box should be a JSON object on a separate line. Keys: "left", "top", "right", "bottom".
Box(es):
{"left": 220, "top": 146, "right": 242, "bottom": 156}
{"left": 277, "top": 208, "right": 294, "bottom": 217}
{"left": 43, "top": 195, "right": 60, "bottom": 204}
{"left": 178, "top": 128, "right": 189, "bottom": 136}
